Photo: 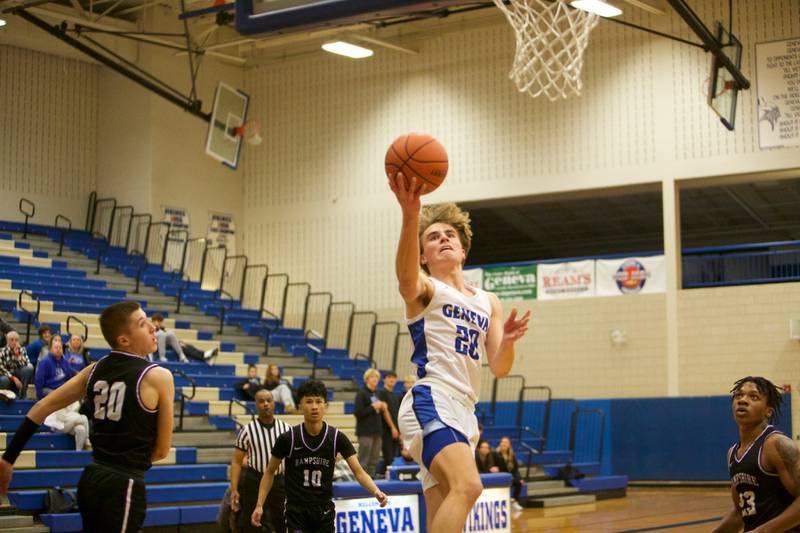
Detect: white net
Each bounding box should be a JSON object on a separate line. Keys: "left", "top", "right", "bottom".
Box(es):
{"left": 493, "top": 0, "right": 599, "bottom": 100}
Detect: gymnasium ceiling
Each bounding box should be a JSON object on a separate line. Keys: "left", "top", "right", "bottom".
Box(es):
{"left": 464, "top": 178, "right": 800, "bottom": 265}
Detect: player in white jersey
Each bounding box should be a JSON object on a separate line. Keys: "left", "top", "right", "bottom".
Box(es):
{"left": 388, "top": 172, "right": 531, "bottom": 533}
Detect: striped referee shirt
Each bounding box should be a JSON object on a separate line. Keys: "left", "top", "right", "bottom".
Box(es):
{"left": 235, "top": 417, "right": 291, "bottom": 474}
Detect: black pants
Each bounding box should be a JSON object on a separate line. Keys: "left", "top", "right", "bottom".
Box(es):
{"left": 77, "top": 462, "right": 147, "bottom": 533}
{"left": 285, "top": 502, "right": 335, "bottom": 533}
{"left": 379, "top": 431, "right": 400, "bottom": 476}
{"left": 238, "top": 467, "right": 285, "bottom": 533}
{"left": 183, "top": 344, "right": 206, "bottom": 362}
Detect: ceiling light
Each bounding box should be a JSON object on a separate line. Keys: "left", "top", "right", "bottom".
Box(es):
{"left": 321, "top": 41, "right": 373, "bottom": 59}
{"left": 0, "top": 19, "right": 6, "bottom": 27}
{"left": 571, "top": 0, "right": 623, "bottom": 17}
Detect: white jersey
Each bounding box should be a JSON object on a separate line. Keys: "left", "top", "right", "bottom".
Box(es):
{"left": 406, "top": 276, "right": 493, "bottom": 401}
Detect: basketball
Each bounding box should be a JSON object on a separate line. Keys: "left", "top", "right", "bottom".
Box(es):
{"left": 385, "top": 133, "right": 449, "bottom": 195}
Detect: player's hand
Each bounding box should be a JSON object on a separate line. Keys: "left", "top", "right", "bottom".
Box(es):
{"left": 503, "top": 308, "right": 531, "bottom": 343}
{"left": 0, "top": 459, "right": 14, "bottom": 495}
{"left": 374, "top": 490, "right": 388, "bottom": 507}
{"left": 388, "top": 172, "right": 421, "bottom": 215}
{"left": 230, "top": 489, "right": 240, "bottom": 512}
{"left": 391, "top": 427, "right": 399, "bottom": 440}
{"left": 251, "top": 507, "right": 263, "bottom": 527}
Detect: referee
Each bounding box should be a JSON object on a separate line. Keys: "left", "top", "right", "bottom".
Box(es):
{"left": 230, "top": 389, "right": 290, "bottom": 532}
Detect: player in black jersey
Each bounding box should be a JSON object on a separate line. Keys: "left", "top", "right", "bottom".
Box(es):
{"left": 251, "top": 379, "right": 388, "bottom": 532}
{"left": 0, "top": 301, "right": 175, "bottom": 533}
{"left": 714, "top": 376, "right": 800, "bottom": 533}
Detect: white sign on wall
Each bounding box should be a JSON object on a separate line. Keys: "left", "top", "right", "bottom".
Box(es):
{"left": 207, "top": 211, "right": 236, "bottom": 254}
{"left": 537, "top": 260, "right": 596, "bottom": 300}
{"left": 462, "top": 486, "right": 511, "bottom": 533}
{"left": 334, "top": 494, "right": 419, "bottom": 533}
{"left": 756, "top": 38, "right": 800, "bottom": 149}
{"left": 595, "top": 256, "right": 666, "bottom": 296}
{"left": 463, "top": 267, "right": 484, "bottom": 289}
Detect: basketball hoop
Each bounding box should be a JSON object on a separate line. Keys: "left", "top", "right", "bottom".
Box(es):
{"left": 235, "top": 119, "right": 262, "bottom": 146}
{"left": 493, "top": 0, "right": 600, "bottom": 101}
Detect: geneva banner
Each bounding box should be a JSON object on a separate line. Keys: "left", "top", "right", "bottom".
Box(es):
{"left": 537, "top": 260, "right": 595, "bottom": 300}
{"left": 481, "top": 264, "right": 537, "bottom": 300}
{"left": 595, "top": 256, "right": 665, "bottom": 296}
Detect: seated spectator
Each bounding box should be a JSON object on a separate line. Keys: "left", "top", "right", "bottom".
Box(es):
{"left": 151, "top": 313, "right": 218, "bottom": 363}
{"left": 475, "top": 439, "right": 502, "bottom": 474}
{"left": 0, "top": 330, "right": 34, "bottom": 399}
{"left": 65, "top": 334, "right": 91, "bottom": 373}
{"left": 34, "top": 335, "right": 75, "bottom": 399}
{"left": 235, "top": 364, "right": 263, "bottom": 401}
{"left": 403, "top": 374, "right": 416, "bottom": 394}
{"left": 263, "top": 364, "right": 296, "bottom": 412}
{"left": 25, "top": 325, "right": 51, "bottom": 366}
{"left": 0, "top": 317, "right": 14, "bottom": 349}
{"left": 496, "top": 436, "right": 524, "bottom": 511}
{"left": 44, "top": 401, "right": 90, "bottom": 450}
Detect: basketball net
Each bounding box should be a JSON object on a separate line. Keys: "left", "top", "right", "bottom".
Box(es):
{"left": 493, "top": 0, "right": 599, "bottom": 101}
{"left": 235, "top": 119, "right": 263, "bottom": 146}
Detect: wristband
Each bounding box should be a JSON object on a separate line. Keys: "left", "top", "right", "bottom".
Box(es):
{"left": 2, "top": 417, "right": 39, "bottom": 464}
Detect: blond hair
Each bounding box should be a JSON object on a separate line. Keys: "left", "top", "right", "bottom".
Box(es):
{"left": 363, "top": 368, "right": 380, "bottom": 383}
{"left": 418, "top": 203, "right": 473, "bottom": 274}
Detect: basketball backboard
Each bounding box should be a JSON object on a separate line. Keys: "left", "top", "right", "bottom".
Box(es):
{"left": 205, "top": 81, "right": 249, "bottom": 169}
{"left": 708, "top": 21, "right": 743, "bottom": 131}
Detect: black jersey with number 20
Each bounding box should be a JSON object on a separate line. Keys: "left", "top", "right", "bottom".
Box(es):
{"left": 271, "top": 422, "right": 356, "bottom": 506}
{"left": 86, "top": 351, "right": 159, "bottom": 472}
{"left": 728, "top": 425, "right": 800, "bottom": 532}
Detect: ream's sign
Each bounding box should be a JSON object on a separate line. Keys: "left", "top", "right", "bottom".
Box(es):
{"left": 463, "top": 487, "right": 511, "bottom": 532}
{"left": 537, "top": 260, "right": 596, "bottom": 300}
{"left": 334, "top": 494, "right": 419, "bottom": 533}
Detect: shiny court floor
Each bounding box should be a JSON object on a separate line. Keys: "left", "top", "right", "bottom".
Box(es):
{"left": 511, "top": 487, "right": 731, "bottom": 532}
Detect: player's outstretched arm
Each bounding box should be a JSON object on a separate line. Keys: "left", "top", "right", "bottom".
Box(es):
{"left": 712, "top": 485, "right": 743, "bottom": 533}
{"left": 345, "top": 454, "right": 388, "bottom": 507}
{"left": 755, "top": 434, "right": 800, "bottom": 533}
{"left": 146, "top": 367, "right": 175, "bottom": 463}
{"left": 0, "top": 364, "right": 95, "bottom": 494}
{"left": 388, "top": 172, "right": 431, "bottom": 304}
{"left": 252, "top": 456, "right": 281, "bottom": 526}
{"left": 485, "top": 294, "right": 531, "bottom": 378}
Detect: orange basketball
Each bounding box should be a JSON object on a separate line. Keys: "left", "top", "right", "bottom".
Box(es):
{"left": 385, "top": 133, "right": 448, "bottom": 195}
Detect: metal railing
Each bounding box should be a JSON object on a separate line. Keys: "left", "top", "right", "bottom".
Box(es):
{"left": 228, "top": 398, "right": 257, "bottom": 430}
{"left": 200, "top": 245, "right": 227, "bottom": 292}
{"left": 19, "top": 198, "right": 35, "bottom": 239}
{"left": 259, "top": 309, "right": 281, "bottom": 355}
{"left": 302, "top": 291, "right": 332, "bottom": 336}
{"left": 128, "top": 213, "right": 152, "bottom": 255}
{"left": 305, "top": 329, "right": 325, "bottom": 379}
{"left": 173, "top": 369, "right": 196, "bottom": 432}
{"left": 347, "top": 311, "right": 377, "bottom": 357}
{"left": 369, "top": 321, "right": 400, "bottom": 368}
{"left": 54, "top": 214, "right": 72, "bottom": 257}
{"left": 517, "top": 385, "right": 551, "bottom": 449}
{"left": 66, "top": 315, "right": 89, "bottom": 342}
{"left": 90, "top": 197, "right": 117, "bottom": 242}
{"left": 220, "top": 254, "right": 247, "bottom": 302}
{"left": 241, "top": 264, "right": 269, "bottom": 312}
{"left": 17, "top": 290, "right": 40, "bottom": 344}
{"left": 84, "top": 191, "right": 96, "bottom": 232}
{"left": 110, "top": 205, "right": 134, "bottom": 248}
{"left": 569, "top": 408, "right": 605, "bottom": 465}
{"left": 217, "top": 289, "right": 237, "bottom": 335}
{"left": 90, "top": 232, "right": 108, "bottom": 275}
{"left": 325, "top": 301, "right": 355, "bottom": 350}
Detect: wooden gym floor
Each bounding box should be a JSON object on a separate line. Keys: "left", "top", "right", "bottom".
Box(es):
{"left": 511, "top": 487, "right": 731, "bottom": 532}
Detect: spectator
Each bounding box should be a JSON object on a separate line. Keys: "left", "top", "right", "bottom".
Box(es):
{"left": 475, "top": 440, "right": 502, "bottom": 474}
{"left": 354, "top": 368, "right": 385, "bottom": 478}
{"left": 403, "top": 374, "right": 416, "bottom": 394}
{"left": 34, "top": 335, "right": 75, "bottom": 399}
{"left": 235, "top": 364, "right": 263, "bottom": 401}
{"left": 25, "top": 325, "right": 51, "bottom": 366}
{"left": 377, "top": 371, "right": 401, "bottom": 476}
{"left": 0, "top": 330, "right": 34, "bottom": 399}
{"left": 263, "top": 364, "right": 296, "bottom": 413}
{"left": 151, "top": 313, "right": 217, "bottom": 363}
{"left": 65, "top": 334, "right": 91, "bottom": 373}
{"left": 496, "top": 436, "right": 524, "bottom": 511}
{"left": 43, "top": 400, "right": 90, "bottom": 450}
{"left": 0, "top": 317, "right": 14, "bottom": 349}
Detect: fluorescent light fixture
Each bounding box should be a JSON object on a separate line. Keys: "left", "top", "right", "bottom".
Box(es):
{"left": 0, "top": 19, "right": 6, "bottom": 27}
{"left": 571, "top": 0, "right": 622, "bottom": 17}
{"left": 321, "top": 41, "right": 373, "bottom": 59}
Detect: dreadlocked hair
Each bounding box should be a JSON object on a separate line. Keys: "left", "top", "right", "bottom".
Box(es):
{"left": 418, "top": 203, "right": 473, "bottom": 274}
{"left": 731, "top": 376, "right": 784, "bottom": 422}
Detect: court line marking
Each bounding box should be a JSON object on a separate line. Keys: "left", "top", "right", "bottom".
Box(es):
{"left": 615, "top": 516, "right": 722, "bottom": 533}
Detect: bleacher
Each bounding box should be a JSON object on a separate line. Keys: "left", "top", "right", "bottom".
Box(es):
{"left": 0, "top": 207, "right": 624, "bottom": 530}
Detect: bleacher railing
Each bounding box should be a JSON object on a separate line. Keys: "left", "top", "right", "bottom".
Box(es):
{"left": 303, "top": 291, "right": 332, "bottom": 339}
{"left": 65, "top": 315, "right": 88, "bottom": 343}
{"left": 110, "top": 205, "right": 134, "bottom": 248}
{"left": 181, "top": 237, "right": 208, "bottom": 282}
{"left": 305, "top": 329, "right": 325, "bottom": 379}
{"left": 128, "top": 213, "right": 152, "bottom": 255}
{"left": 220, "top": 254, "right": 247, "bottom": 302}
{"left": 347, "top": 311, "right": 376, "bottom": 359}
{"left": 569, "top": 407, "right": 605, "bottom": 465}
{"left": 324, "top": 301, "right": 354, "bottom": 351}
{"left": 370, "top": 321, "right": 399, "bottom": 369}
{"left": 282, "top": 282, "right": 310, "bottom": 330}
{"left": 89, "top": 197, "right": 117, "bottom": 242}
{"left": 241, "top": 264, "right": 268, "bottom": 312}
{"left": 683, "top": 240, "right": 800, "bottom": 287}
{"left": 17, "top": 290, "right": 40, "bottom": 344}
{"left": 228, "top": 398, "right": 256, "bottom": 430}
{"left": 54, "top": 214, "right": 72, "bottom": 257}
{"left": 173, "top": 369, "right": 196, "bottom": 432}
{"left": 18, "top": 198, "right": 35, "bottom": 240}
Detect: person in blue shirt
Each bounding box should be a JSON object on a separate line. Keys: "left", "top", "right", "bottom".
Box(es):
{"left": 25, "top": 326, "right": 51, "bottom": 367}
{"left": 34, "top": 335, "right": 75, "bottom": 399}
{"left": 65, "top": 334, "right": 90, "bottom": 374}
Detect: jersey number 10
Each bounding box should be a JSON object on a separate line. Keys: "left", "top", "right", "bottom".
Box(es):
{"left": 455, "top": 325, "right": 480, "bottom": 360}
{"left": 303, "top": 469, "right": 322, "bottom": 487}
{"left": 94, "top": 380, "right": 126, "bottom": 422}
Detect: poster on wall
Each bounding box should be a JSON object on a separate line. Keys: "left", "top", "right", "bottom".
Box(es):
{"left": 162, "top": 205, "right": 190, "bottom": 232}
{"left": 161, "top": 206, "right": 189, "bottom": 272}
{"left": 756, "top": 38, "right": 800, "bottom": 149}
{"left": 463, "top": 267, "right": 484, "bottom": 289}
{"left": 482, "top": 264, "right": 537, "bottom": 300}
{"left": 537, "top": 260, "right": 595, "bottom": 300}
{"left": 334, "top": 494, "right": 419, "bottom": 532}
{"left": 207, "top": 211, "right": 236, "bottom": 254}
{"left": 595, "top": 256, "right": 666, "bottom": 296}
